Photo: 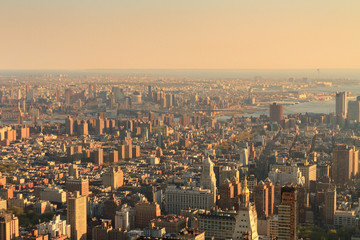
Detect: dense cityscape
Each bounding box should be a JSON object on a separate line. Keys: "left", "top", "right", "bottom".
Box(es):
{"left": 0, "top": 71, "right": 359, "bottom": 240}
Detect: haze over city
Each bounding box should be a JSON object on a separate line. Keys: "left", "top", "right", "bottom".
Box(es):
{"left": 1, "top": 0, "right": 360, "bottom": 70}
{"left": 1, "top": 1, "right": 360, "bottom": 240}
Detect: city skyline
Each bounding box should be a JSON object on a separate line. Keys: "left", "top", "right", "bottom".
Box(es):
{"left": 2, "top": 1, "right": 360, "bottom": 240}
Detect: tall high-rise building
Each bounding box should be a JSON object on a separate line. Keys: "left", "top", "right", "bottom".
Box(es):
{"left": 132, "top": 91, "right": 142, "bottom": 104}
{"left": 278, "top": 186, "right": 297, "bottom": 240}
{"left": 348, "top": 97, "right": 360, "bottom": 122}
{"left": 26, "top": 88, "right": 34, "bottom": 101}
{"left": 67, "top": 192, "right": 87, "bottom": 240}
{"left": 0, "top": 212, "right": 19, "bottom": 240}
{"left": 165, "top": 93, "right": 173, "bottom": 108}
{"left": 108, "top": 150, "right": 118, "bottom": 163}
{"left": 92, "top": 148, "right": 104, "bottom": 166}
{"left": 232, "top": 179, "right": 259, "bottom": 240}
{"left": 332, "top": 145, "right": 358, "bottom": 185}
{"left": 112, "top": 86, "right": 124, "bottom": 102}
{"left": 269, "top": 103, "right": 284, "bottom": 123}
{"left": 264, "top": 178, "right": 275, "bottom": 216}
{"left": 102, "top": 167, "right": 123, "bottom": 190}
{"left": 218, "top": 179, "right": 241, "bottom": 210}
{"left": 66, "top": 178, "right": 89, "bottom": 197}
{"left": 200, "top": 157, "right": 217, "bottom": 202}
{"left": 125, "top": 144, "right": 132, "bottom": 159}
{"left": 65, "top": 88, "right": 72, "bottom": 106}
{"left": 147, "top": 85, "right": 152, "bottom": 98}
{"left": 17, "top": 89, "right": 21, "bottom": 100}
{"left": 88, "top": 84, "right": 94, "bottom": 99}
{"left": 115, "top": 210, "right": 129, "bottom": 231}
{"left": 78, "top": 120, "right": 88, "bottom": 136}
{"left": 65, "top": 116, "right": 74, "bottom": 136}
{"left": 254, "top": 181, "right": 269, "bottom": 219}
{"left": 324, "top": 186, "right": 336, "bottom": 225}
{"left": 239, "top": 147, "right": 249, "bottom": 166}
{"left": 96, "top": 116, "right": 105, "bottom": 135}
{"left": 115, "top": 204, "right": 135, "bottom": 230}
{"left": 336, "top": 91, "right": 347, "bottom": 119}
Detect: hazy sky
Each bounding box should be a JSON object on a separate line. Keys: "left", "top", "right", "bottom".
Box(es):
{"left": 1, "top": 0, "right": 359, "bottom": 70}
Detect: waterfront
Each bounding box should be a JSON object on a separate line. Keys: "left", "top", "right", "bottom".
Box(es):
{"left": 217, "top": 100, "right": 335, "bottom": 121}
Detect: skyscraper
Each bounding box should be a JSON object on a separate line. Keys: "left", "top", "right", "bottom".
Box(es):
{"left": 88, "top": 84, "right": 94, "bottom": 99}
{"left": 332, "top": 145, "right": 358, "bottom": 185}
{"left": 0, "top": 212, "right": 19, "bottom": 240}
{"left": 66, "top": 178, "right": 89, "bottom": 197}
{"left": 165, "top": 93, "right": 173, "bottom": 108}
{"left": 26, "top": 88, "right": 34, "bottom": 101}
{"left": 278, "top": 186, "right": 297, "bottom": 240}
{"left": 269, "top": 103, "right": 284, "bottom": 123}
{"left": 200, "top": 157, "right": 217, "bottom": 201}
{"left": 239, "top": 147, "right": 249, "bottom": 166}
{"left": 96, "top": 116, "right": 105, "bottom": 135}
{"left": 147, "top": 85, "right": 152, "bottom": 98}
{"left": 78, "top": 120, "right": 88, "bottom": 136}
{"left": 65, "top": 116, "right": 74, "bottom": 136}
{"left": 115, "top": 206, "right": 131, "bottom": 231}
{"left": 67, "top": 192, "right": 87, "bottom": 240}
{"left": 112, "top": 86, "right": 124, "bottom": 102}
{"left": 25, "top": 85, "right": 30, "bottom": 96}
{"left": 324, "top": 186, "right": 336, "bottom": 225}
{"left": 92, "top": 148, "right": 104, "bottom": 166}
{"left": 254, "top": 181, "right": 269, "bottom": 219}
{"left": 264, "top": 178, "right": 275, "bottom": 216}
{"left": 102, "top": 167, "right": 124, "bottom": 190}
{"left": 218, "top": 179, "right": 241, "bottom": 210}
{"left": 65, "top": 88, "right": 72, "bottom": 106}
{"left": 336, "top": 91, "right": 347, "bottom": 119}
{"left": 348, "top": 97, "right": 360, "bottom": 122}
{"left": 17, "top": 89, "right": 21, "bottom": 100}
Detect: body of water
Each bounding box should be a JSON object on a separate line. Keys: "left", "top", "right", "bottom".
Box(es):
{"left": 284, "top": 101, "right": 335, "bottom": 115}
{"left": 218, "top": 100, "right": 336, "bottom": 121}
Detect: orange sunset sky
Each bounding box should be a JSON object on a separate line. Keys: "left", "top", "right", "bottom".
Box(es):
{"left": 0, "top": 0, "right": 359, "bottom": 70}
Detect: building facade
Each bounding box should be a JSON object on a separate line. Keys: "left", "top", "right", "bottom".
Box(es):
{"left": 278, "top": 186, "right": 297, "bottom": 240}
{"left": 165, "top": 186, "right": 216, "bottom": 215}
{"left": 67, "top": 192, "right": 87, "bottom": 240}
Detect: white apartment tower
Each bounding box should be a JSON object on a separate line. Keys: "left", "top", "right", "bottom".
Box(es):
{"left": 200, "top": 156, "right": 217, "bottom": 201}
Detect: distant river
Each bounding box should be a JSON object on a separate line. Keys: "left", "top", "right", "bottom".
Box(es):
{"left": 0, "top": 119, "right": 65, "bottom": 125}
{"left": 217, "top": 100, "right": 336, "bottom": 121}
{"left": 218, "top": 82, "right": 360, "bottom": 121}
{"left": 284, "top": 101, "right": 335, "bottom": 115}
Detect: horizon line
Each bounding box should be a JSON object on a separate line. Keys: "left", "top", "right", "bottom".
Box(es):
{"left": 1, "top": 67, "right": 360, "bottom": 72}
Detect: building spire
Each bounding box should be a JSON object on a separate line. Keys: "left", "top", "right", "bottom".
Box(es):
{"left": 241, "top": 178, "right": 250, "bottom": 206}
